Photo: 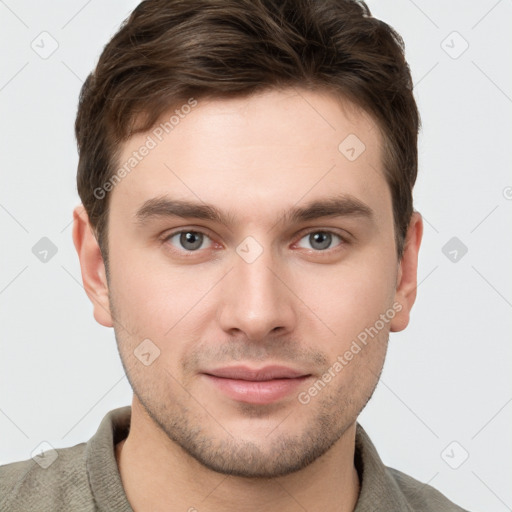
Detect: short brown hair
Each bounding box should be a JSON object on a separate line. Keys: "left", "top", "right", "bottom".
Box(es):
{"left": 75, "top": 0, "right": 420, "bottom": 268}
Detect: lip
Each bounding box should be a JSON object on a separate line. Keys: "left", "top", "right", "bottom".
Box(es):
{"left": 205, "top": 365, "right": 308, "bottom": 381}
{"left": 202, "top": 365, "right": 312, "bottom": 404}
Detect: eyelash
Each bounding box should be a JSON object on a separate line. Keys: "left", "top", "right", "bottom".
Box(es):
{"left": 160, "top": 228, "right": 349, "bottom": 257}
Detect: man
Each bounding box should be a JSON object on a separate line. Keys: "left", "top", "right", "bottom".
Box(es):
{"left": 0, "top": 0, "right": 470, "bottom": 510}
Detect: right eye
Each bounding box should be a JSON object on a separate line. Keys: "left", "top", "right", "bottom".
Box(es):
{"left": 163, "top": 230, "right": 214, "bottom": 253}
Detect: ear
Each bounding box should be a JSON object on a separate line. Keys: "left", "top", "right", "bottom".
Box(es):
{"left": 390, "top": 211, "right": 423, "bottom": 332}
{"left": 72, "top": 205, "right": 113, "bottom": 328}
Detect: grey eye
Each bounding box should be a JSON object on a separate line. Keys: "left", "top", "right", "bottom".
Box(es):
{"left": 168, "top": 231, "right": 211, "bottom": 251}
{"left": 297, "top": 231, "right": 342, "bottom": 251}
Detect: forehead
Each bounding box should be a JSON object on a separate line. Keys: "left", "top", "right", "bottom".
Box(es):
{"left": 110, "top": 88, "right": 390, "bottom": 226}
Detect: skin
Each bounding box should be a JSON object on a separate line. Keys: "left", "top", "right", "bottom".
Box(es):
{"left": 73, "top": 88, "right": 422, "bottom": 512}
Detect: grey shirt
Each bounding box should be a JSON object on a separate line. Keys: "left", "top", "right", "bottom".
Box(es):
{"left": 0, "top": 406, "right": 469, "bottom": 511}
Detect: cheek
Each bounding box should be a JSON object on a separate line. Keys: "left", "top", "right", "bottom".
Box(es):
{"left": 109, "top": 247, "right": 219, "bottom": 339}
{"left": 291, "top": 252, "right": 397, "bottom": 345}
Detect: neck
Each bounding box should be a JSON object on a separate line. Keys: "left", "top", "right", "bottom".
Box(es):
{"left": 115, "top": 398, "right": 360, "bottom": 512}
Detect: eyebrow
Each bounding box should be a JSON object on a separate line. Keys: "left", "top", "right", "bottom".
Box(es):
{"left": 134, "top": 194, "right": 373, "bottom": 228}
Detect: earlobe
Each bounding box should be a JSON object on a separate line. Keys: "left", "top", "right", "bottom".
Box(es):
{"left": 390, "top": 211, "right": 423, "bottom": 333}
{"left": 72, "top": 205, "right": 114, "bottom": 328}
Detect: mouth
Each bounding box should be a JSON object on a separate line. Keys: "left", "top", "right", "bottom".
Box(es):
{"left": 201, "top": 365, "right": 312, "bottom": 404}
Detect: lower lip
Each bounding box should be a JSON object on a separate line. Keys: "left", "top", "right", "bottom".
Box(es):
{"left": 203, "top": 374, "right": 310, "bottom": 404}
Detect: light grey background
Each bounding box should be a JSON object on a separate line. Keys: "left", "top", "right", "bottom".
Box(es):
{"left": 1, "top": 1, "right": 511, "bottom": 511}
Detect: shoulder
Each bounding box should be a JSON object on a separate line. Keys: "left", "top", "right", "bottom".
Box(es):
{"left": 387, "top": 466, "right": 470, "bottom": 512}
{"left": 354, "top": 423, "right": 472, "bottom": 512}
{"left": 0, "top": 442, "right": 95, "bottom": 512}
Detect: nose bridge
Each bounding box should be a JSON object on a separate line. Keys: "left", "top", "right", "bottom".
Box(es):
{"left": 218, "top": 239, "right": 296, "bottom": 340}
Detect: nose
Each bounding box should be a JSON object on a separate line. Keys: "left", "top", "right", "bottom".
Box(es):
{"left": 217, "top": 244, "right": 298, "bottom": 342}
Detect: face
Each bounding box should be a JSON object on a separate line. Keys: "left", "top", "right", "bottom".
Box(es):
{"left": 86, "top": 88, "right": 415, "bottom": 478}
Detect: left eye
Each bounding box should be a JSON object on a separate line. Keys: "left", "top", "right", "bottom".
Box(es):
{"left": 166, "top": 230, "right": 213, "bottom": 251}
{"left": 296, "top": 231, "right": 343, "bottom": 251}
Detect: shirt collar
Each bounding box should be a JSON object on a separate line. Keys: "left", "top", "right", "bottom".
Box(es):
{"left": 86, "top": 406, "right": 413, "bottom": 512}
{"left": 86, "top": 406, "right": 133, "bottom": 511}
{"left": 353, "top": 423, "right": 413, "bottom": 511}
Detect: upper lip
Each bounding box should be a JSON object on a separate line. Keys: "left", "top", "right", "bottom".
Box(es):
{"left": 203, "top": 365, "right": 310, "bottom": 381}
